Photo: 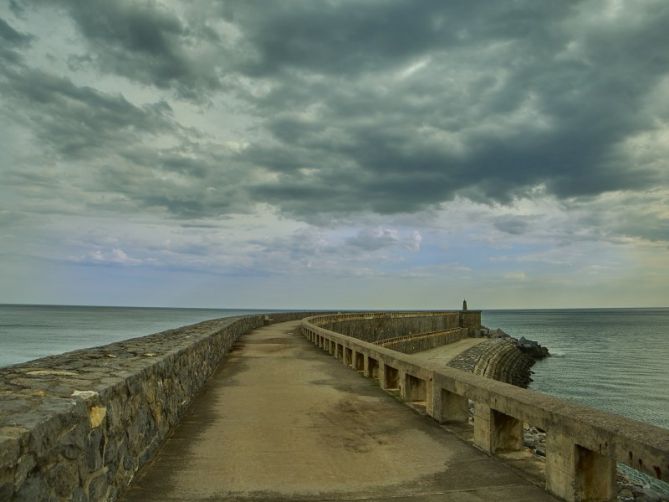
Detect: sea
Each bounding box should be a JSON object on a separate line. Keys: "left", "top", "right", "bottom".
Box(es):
{"left": 1, "top": 305, "right": 668, "bottom": 490}
{"left": 482, "top": 308, "right": 669, "bottom": 430}
{"left": 483, "top": 308, "right": 669, "bottom": 496}
{"left": 0, "top": 304, "right": 272, "bottom": 368}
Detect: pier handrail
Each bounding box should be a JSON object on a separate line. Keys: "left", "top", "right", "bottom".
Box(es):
{"left": 302, "top": 313, "right": 669, "bottom": 502}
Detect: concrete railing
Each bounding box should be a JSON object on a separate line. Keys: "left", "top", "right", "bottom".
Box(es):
{"left": 302, "top": 313, "right": 669, "bottom": 502}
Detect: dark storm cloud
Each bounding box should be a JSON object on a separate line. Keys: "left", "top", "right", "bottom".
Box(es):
{"left": 23, "top": 0, "right": 221, "bottom": 98}
{"left": 225, "top": 0, "right": 669, "bottom": 220}
{"left": 3, "top": 0, "right": 669, "bottom": 241}
{"left": 0, "top": 63, "right": 174, "bottom": 159}
{"left": 0, "top": 15, "right": 31, "bottom": 63}
{"left": 0, "top": 16, "right": 30, "bottom": 45}
{"left": 224, "top": 0, "right": 571, "bottom": 77}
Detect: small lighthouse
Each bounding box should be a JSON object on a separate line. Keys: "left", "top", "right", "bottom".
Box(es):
{"left": 462, "top": 299, "right": 468, "bottom": 311}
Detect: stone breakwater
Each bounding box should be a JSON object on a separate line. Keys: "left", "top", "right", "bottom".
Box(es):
{"left": 448, "top": 329, "right": 549, "bottom": 388}
{"left": 0, "top": 312, "right": 324, "bottom": 501}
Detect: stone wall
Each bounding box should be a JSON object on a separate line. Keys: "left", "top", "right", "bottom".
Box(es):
{"left": 448, "top": 338, "right": 536, "bottom": 387}
{"left": 0, "top": 312, "right": 321, "bottom": 501}
{"left": 320, "top": 312, "right": 469, "bottom": 343}
{"left": 378, "top": 328, "right": 468, "bottom": 354}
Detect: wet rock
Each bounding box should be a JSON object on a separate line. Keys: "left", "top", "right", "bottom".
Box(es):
{"left": 516, "top": 336, "right": 550, "bottom": 359}
{"left": 14, "top": 454, "right": 36, "bottom": 488}
{"left": 14, "top": 475, "right": 50, "bottom": 502}
{"left": 46, "top": 461, "right": 78, "bottom": 497}
{"left": 490, "top": 328, "right": 510, "bottom": 338}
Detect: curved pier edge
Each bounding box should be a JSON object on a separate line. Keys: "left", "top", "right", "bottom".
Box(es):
{"left": 302, "top": 312, "right": 669, "bottom": 502}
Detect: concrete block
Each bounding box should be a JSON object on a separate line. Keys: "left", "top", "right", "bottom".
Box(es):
{"left": 473, "top": 403, "right": 522, "bottom": 454}
{"left": 430, "top": 385, "right": 469, "bottom": 424}
{"left": 545, "top": 427, "right": 615, "bottom": 502}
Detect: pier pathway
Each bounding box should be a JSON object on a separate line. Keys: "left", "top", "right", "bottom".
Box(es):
{"left": 123, "top": 321, "right": 556, "bottom": 501}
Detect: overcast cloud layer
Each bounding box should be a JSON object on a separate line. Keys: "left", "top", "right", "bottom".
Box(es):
{"left": 1, "top": 0, "right": 668, "bottom": 308}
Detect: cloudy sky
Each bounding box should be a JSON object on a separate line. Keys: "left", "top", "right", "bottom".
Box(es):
{"left": 1, "top": 0, "right": 668, "bottom": 309}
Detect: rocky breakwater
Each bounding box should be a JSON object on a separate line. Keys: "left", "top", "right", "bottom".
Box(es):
{"left": 448, "top": 327, "right": 549, "bottom": 388}
{"left": 0, "top": 312, "right": 319, "bottom": 501}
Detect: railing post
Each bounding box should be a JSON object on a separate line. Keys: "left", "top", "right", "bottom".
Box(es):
{"left": 382, "top": 364, "right": 399, "bottom": 390}
{"left": 378, "top": 362, "right": 386, "bottom": 388}
{"left": 545, "top": 427, "right": 616, "bottom": 502}
{"left": 353, "top": 351, "right": 364, "bottom": 371}
{"left": 399, "top": 369, "right": 408, "bottom": 399}
{"left": 429, "top": 383, "right": 469, "bottom": 424}
{"left": 473, "top": 403, "right": 523, "bottom": 454}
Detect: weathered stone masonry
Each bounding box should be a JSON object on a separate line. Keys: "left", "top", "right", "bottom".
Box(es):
{"left": 0, "top": 312, "right": 324, "bottom": 501}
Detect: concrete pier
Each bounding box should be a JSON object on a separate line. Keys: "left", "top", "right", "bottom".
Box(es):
{"left": 123, "top": 320, "right": 556, "bottom": 501}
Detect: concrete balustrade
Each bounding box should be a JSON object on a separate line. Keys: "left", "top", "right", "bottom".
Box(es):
{"left": 301, "top": 313, "right": 669, "bottom": 502}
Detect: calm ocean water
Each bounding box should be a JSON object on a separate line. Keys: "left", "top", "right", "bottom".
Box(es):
{"left": 0, "top": 304, "right": 271, "bottom": 368}
{"left": 483, "top": 308, "right": 669, "bottom": 430}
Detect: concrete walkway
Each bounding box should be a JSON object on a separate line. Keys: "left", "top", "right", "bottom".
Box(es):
{"left": 409, "top": 337, "right": 486, "bottom": 367}
{"left": 123, "top": 321, "right": 557, "bottom": 501}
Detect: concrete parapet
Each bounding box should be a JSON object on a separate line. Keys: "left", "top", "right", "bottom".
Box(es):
{"left": 312, "top": 311, "right": 467, "bottom": 343}
{"left": 377, "top": 327, "right": 468, "bottom": 353}
{"left": 302, "top": 312, "right": 669, "bottom": 502}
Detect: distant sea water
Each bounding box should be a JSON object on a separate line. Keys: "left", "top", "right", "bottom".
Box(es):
{"left": 0, "top": 304, "right": 274, "bottom": 368}
{"left": 484, "top": 308, "right": 669, "bottom": 495}
{"left": 482, "top": 308, "right": 669, "bottom": 430}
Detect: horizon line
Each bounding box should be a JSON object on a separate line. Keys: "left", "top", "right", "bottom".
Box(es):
{"left": 1, "top": 302, "right": 667, "bottom": 311}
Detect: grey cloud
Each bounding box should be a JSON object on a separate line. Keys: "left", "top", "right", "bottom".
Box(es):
{"left": 90, "top": 143, "right": 253, "bottom": 218}
{"left": 225, "top": 1, "right": 572, "bottom": 77}
{"left": 0, "top": 16, "right": 30, "bottom": 45}
{"left": 0, "top": 16, "right": 31, "bottom": 64}
{"left": 24, "top": 0, "right": 221, "bottom": 98}
{"left": 572, "top": 192, "right": 669, "bottom": 244}
{"left": 493, "top": 216, "right": 531, "bottom": 236}
{"left": 230, "top": 1, "right": 669, "bottom": 222}
{"left": 347, "top": 228, "right": 400, "bottom": 251}
{"left": 3, "top": 0, "right": 669, "bottom": 245}
{"left": 0, "top": 65, "right": 174, "bottom": 160}
{"left": 620, "top": 217, "right": 669, "bottom": 243}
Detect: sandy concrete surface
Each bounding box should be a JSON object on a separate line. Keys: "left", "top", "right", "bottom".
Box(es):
{"left": 123, "top": 321, "right": 556, "bottom": 501}
{"left": 408, "top": 338, "right": 486, "bottom": 368}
